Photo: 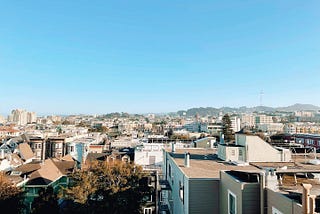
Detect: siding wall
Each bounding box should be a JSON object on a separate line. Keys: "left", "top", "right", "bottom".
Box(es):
{"left": 189, "top": 179, "right": 219, "bottom": 214}
{"left": 266, "top": 188, "right": 302, "bottom": 214}
{"left": 163, "top": 151, "right": 189, "bottom": 214}
{"left": 220, "top": 171, "right": 261, "bottom": 214}
{"left": 236, "top": 134, "right": 291, "bottom": 162}
{"left": 242, "top": 183, "right": 260, "bottom": 214}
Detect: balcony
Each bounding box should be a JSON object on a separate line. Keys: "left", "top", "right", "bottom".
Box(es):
{"left": 158, "top": 174, "right": 171, "bottom": 191}
{"left": 159, "top": 201, "right": 170, "bottom": 214}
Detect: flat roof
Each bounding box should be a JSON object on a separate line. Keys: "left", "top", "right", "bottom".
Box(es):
{"left": 167, "top": 148, "right": 259, "bottom": 179}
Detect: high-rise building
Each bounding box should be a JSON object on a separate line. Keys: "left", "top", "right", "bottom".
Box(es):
{"left": 230, "top": 116, "right": 241, "bottom": 132}
{"left": 10, "top": 109, "right": 36, "bottom": 125}
{"left": 27, "top": 112, "right": 37, "bottom": 123}
{"left": 0, "top": 115, "right": 5, "bottom": 123}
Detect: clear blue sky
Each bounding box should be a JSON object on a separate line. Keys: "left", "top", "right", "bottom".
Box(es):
{"left": 0, "top": 1, "right": 319, "bottom": 115}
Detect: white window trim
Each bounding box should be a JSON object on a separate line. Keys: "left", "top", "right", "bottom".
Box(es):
{"left": 228, "top": 189, "right": 237, "bottom": 214}
{"left": 143, "top": 207, "right": 152, "bottom": 214}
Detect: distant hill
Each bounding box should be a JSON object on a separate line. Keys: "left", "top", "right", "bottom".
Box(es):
{"left": 276, "top": 103, "right": 320, "bottom": 112}
{"left": 176, "top": 103, "right": 320, "bottom": 117}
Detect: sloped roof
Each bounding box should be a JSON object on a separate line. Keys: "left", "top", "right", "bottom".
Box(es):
{"left": 28, "top": 159, "right": 62, "bottom": 185}
{"left": 10, "top": 153, "right": 24, "bottom": 167}
{"left": 14, "top": 163, "right": 41, "bottom": 174}
{"left": 86, "top": 153, "right": 109, "bottom": 162}
{"left": 17, "top": 143, "right": 34, "bottom": 161}
{"left": 52, "top": 158, "right": 75, "bottom": 175}
{"left": 60, "top": 154, "right": 74, "bottom": 162}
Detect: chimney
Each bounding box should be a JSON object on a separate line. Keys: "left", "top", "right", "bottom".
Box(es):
{"left": 0, "top": 149, "right": 4, "bottom": 159}
{"left": 184, "top": 152, "right": 190, "bottom": 167}
{"left": 302, "top": 183, "right": 312, "bottom": 214}
{"left": 309, "top": 195, "right": 316, "bottom": 214}
{"left": 220, "top": 133, "right": 225, "bottom": 144}
{"left": 171, "top": 142, "right": 175, "bottom": 153}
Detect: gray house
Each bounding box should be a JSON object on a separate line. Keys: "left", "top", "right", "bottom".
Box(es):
{"left": 220, "top": 170, "right": 263, "bottom": 214}
{"left": 160, "top": 148, "right": 258, "bottom": 214}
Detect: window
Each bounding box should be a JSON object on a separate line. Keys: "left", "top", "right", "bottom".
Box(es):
{"left": 143, "top": 194, "right": 152, "bottom": 202}
{"left": 239, "top": 150, "right": 243, "bottom": 156}
{"left": 272, "top": 207, "right": 283, "bottom": 214}
{"left": 159, "top": 192, "right": 164, "bottom": 202}
{"left": 143, "top": 208, "right": 152, "bottom": 214}
{"left": 179, "top": 181, "right": 184, "bottom": 203}
{"left": 147, "top": 177, "right": 153, "bottom": 186}
{"left": 228, "top": 190, "right": 236, "bottom": 214}
{"left": 149, "top": 156, "right": 156, "bottom": 165}
{"left": 231, "top": 149, "right": 235, "bottom": 156}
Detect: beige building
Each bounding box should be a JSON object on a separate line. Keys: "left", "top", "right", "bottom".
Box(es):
{"left": 218, "top": 134, "right": 292, "bottom": 163}
{"left": 255, "top": 114, "right": 274, "bottom": 125}
{"left": 160, "top": 148, "right": 259, "bottom": 214}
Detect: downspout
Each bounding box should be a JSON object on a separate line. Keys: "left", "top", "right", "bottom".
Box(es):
{"left": 260, "top": 172, "right": 265, "bottom": 214}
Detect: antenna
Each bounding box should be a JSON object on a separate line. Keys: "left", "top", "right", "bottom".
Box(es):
{"left": 259, "top": 90, "right": 264, "bottom": 106}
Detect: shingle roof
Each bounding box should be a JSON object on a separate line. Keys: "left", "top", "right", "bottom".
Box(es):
{"left": 17, "top": 143, "right": 34, "bottom": 161}
{"left": 14, "top": 163, "right": 41, "bottom": 174}
{"left": 28, "top": 159, "right": 63, "bottom": 185}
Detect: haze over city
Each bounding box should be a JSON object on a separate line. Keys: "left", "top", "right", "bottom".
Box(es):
{"left": 1, "top": 1, "right": 319, "bottom": 115}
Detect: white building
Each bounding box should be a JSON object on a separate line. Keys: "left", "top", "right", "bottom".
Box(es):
{"left": 10, "top": 109, "right": 36, "bottom": 125}
{"left": 256, "top": 123, "right": 284, "bottom": 134}
{"left": 284, "top": 123, "right": 296, "bottom": 134}
{"left": 230, "top": 116, "right": 241, "bottom": 132}
{"left": 0, "top": 115, "right": 5, "bottom": 123}
{"left": 10, "top": 109, "right": 28, "bottom": 125}
{"left": 240, "top": 114, "right": 255, "bottom": 128}
{"left": 27, "top": 112, "right": 37, "bottom": 123}
{"left": 134, "top": 143, "right": 167, "bottom": 170}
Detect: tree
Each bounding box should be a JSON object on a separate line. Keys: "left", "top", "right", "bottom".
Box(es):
{"left": 222, "top": 114, "right": 234, "bottom": 142}
{"left": 0, "top": 173, "right": 24, "bottom": 213}
{"left": 166, "top": 128, "right": 174, "bottom": 139}
{"left": 60, "top": 160, "right": 152, "bottom": 214}
{"left": 31, "top": 186, "right": 59, "bottom": 214}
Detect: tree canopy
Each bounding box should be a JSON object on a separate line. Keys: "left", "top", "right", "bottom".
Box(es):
{"left": 0, "top": 173, "right": 24, "bottom": 213}
{"left": 60, "top": 160, "right": 152, "bottom": 214}
{"left": 222, "top": 114, "right": 234, "bottom": 142}
{"left": 31, "top": 186, "right": 59, "bottom": 214}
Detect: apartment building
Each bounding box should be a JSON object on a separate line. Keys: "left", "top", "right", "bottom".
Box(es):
{"left": 255, "top": 114, "right": 274, "bottom": 125}
{"left": 160, "top": 147, "right": 258, "bottom": 214}
{"left": 160, "top": 141, "right": 320, "bottom": 214}
{"left": 218, "top": 134, "right": 292, "bottom": 163}
{"left": 135, "top": 143, "right": 166, "bottom": 171}
{"left": 241, "top": 114, "right": 255, "bottom": 128}
{"left": 29, "top": 137, "right": 46, "bottom": 161}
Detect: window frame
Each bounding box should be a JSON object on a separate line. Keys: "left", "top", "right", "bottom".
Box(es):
{"left": 143, "top": 207, "right": 152, "bottom": 214}
{"left": 228, "top": 190, "right": 237, "bottom": 214}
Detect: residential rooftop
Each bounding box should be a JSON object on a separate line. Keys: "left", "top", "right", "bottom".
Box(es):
{"left": 166, "top": 148, "right": 260, "bottom": 179}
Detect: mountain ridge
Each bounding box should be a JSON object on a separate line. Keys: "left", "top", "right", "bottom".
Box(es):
{"left": 176, "top": 103, "right": 320, "bottom": 117}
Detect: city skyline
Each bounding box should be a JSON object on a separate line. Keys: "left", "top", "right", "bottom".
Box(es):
{"left": 1, "top": 1, "right": 319, "bottom": 115}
